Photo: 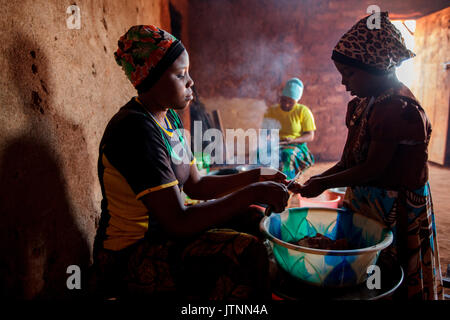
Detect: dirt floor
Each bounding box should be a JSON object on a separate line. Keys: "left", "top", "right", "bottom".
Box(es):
{"left": 297, "top": 162, "right": 450, "bottom": 279}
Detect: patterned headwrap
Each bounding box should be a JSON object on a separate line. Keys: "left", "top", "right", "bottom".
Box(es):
{"left": 332, "top": 12, "right": 415, "bottom": 75}
{"left": 114, "top": 25, "right": 185, "bottom": 93}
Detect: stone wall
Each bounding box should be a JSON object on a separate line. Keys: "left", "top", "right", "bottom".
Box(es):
{"left": 0, "top": 0, "right": 171, "bottom": 299}
{"left": 186, "top": 0, "right": 449, "bottom": 161}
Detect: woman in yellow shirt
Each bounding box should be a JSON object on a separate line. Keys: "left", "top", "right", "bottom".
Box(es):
{"left": 263, "top": 78, "right": 316, "bottom": 179}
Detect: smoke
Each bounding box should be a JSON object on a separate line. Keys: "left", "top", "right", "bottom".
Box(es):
{"left": 232, "top": 38, "right": 303, "bottom": 101}
{"left": 189, "top": 0, "right": 306, "bottom": 102}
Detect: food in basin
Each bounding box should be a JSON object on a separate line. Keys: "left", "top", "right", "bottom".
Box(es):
{"left": 294, "top": 233, "right": 351, "bottom": 250}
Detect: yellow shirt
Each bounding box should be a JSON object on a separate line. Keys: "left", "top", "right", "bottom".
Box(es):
{"left": 263, "top": 103, "right": 316, "bottom": 140}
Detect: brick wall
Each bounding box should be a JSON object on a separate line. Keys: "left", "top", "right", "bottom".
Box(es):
{"left": 186, "top": 0, "right": 449, "bottom": 161}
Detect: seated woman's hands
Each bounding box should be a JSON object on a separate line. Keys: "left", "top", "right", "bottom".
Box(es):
{"left": 253, "top": 181, "right": 290, "bottom": 213}
{"left": 279, "top": 138, "right": 293, "bottom": 145}
{"left": 288, "top": 177, "right": 327, "bottom": 198}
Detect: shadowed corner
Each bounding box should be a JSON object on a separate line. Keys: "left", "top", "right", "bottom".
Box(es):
{"left": 0, "top": 31, "right": 92, "bottom": 300}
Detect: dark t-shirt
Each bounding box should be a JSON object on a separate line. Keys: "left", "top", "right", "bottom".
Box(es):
{"left": 341, "top": 85, "right": 431, "bottom": 190}
{"left": 94, "top": 97, "right": 194, "bottom": 251}
{"left": 368, "top": 96, "right": 431, "bottom": 189}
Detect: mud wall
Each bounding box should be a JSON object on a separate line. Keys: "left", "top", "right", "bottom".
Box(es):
{"left": 0, "top": 0, "right": 171, "bottom": 299}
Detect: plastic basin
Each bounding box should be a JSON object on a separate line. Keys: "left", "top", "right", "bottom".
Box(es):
{"left": 260, "top": 207, "right": 393, "bottom": 287}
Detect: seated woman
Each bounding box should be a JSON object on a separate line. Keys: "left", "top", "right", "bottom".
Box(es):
{"left": 295, "top": 12, "right": 443, "bottom": 300}
{"left": 92, "top": 25, "right": 290, "bottom": 300}
{"left": 262, "top": 78, "right": 316, "bottom": 179}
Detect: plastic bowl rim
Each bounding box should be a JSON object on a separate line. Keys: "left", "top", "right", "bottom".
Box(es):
{"left": 299, "top": 192, "right": 341, "bottom": 204}
{"left": 328, "top": 187, "right": 347, "bottom": 195}
{"left": 260, "top": 207, "right": 394, "bottom": 256}
{"left": 299, "top": 195, "right": 341, "bottom": 204}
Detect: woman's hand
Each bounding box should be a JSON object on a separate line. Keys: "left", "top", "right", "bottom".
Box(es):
{"left": 253, "top": 181, "right": 290, "bottom": 213}
{"left": 287, "top": 181, "right": 303, "bottom": 194}
{"left": 297, "top": 177, "right": 327, "bottom": 198}
{"left": 258, "top": 167, "right": 287, "bottom": 184}
{"left": 279, "top": 138, "right": 293, "bottom": 145}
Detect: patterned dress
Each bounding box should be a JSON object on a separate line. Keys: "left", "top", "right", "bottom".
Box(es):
{"left": 93, "top": 206, "right": 271, "bottom": 300}
{"left": 279, "top": 143, "right": 315, "bottom": 180}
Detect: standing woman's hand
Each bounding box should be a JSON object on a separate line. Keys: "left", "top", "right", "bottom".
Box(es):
{"left": 297, "top": 177, "right": 327, "bottom": 198}
{"left": 287, "top": 181, "right": 303, "bottom": 194}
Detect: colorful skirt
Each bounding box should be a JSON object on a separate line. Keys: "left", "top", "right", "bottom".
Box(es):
{"left": 279, "top": 143, "right": 314, "bottom": 179}
{"left": 92, "top": 206, "right": 271, "bottom": 300}
{"left": 344, "top": 183, "right": 443, "bottom": 300}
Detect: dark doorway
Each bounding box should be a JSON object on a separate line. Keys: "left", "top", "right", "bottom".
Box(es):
{"left": 169, "top": 2, "right": 182, "bottom": 40}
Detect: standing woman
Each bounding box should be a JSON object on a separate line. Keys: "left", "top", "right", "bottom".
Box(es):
{"left": 92, "top": 25, "right": 290, "bottom": 300}
{"left": 297, "top": 13, "right": 443, "bottom": 299}
{"left": 263, "top": 78, "right": 316, "bottom": 179}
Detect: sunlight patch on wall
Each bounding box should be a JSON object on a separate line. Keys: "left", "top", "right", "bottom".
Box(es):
{"left": 392, "top": 20, "right": 416, "bottom": 88}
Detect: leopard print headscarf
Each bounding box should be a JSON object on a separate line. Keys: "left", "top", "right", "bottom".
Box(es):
{"left": 332, "top": 12, "right": 415, "bottom": 74}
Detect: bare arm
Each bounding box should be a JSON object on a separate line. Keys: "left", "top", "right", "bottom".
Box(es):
{"left": 292, "top": 130, "right": 314, "bottom": 144}
{"left": 183, "top": 165, "right": 286, "bottom": 200}
{"left": 280, "top": 131, "right": 314, "bottom": 145}
{"left": 141, "top": 181, "right": 289, "bottom": 238}
{"left": 297, "top": 141, "right": 397, "bottom": 197}
{"left": 313, "top": 160, "right": 346, "bottom": 178}
{"left": 183, "top": 165, "right": 259, "bottom": 200}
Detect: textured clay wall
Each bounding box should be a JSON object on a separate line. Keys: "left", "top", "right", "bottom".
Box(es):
{"left": 0, "top": 0, "right": 170, "bottom": 299}
{"left": 187, "top": 0, "right": 449, "bottom": 161}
